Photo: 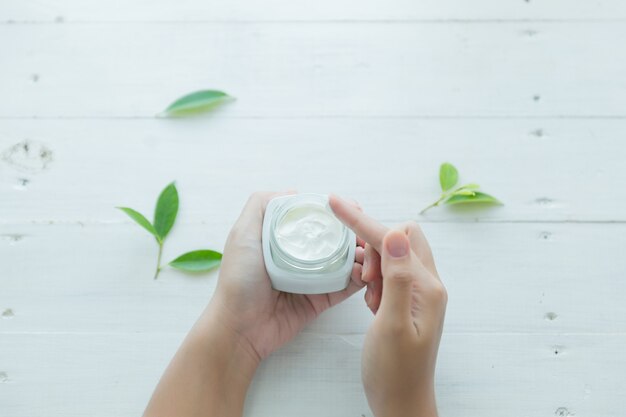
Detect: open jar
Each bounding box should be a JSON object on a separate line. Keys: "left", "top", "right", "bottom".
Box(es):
{"left": 262, "top": 194, "right": 356, "bottom": 294}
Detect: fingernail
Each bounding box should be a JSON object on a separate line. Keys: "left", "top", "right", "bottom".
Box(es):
{"left": 386, "top": 232, "right": 409, "bottom": 258}
{"left": 362, "top": 256, "right": 368, "bottom": 275}
{"left": 365, "top": 290, "right": 372, "bottom": 304}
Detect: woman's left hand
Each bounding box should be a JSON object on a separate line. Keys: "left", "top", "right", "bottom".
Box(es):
{"left": 206, "top": 191, "right": 366, "bottom": 363}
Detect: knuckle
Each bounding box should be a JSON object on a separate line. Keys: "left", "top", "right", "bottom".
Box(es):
{"left": 429, "top": 280, "right": 448, "bottom": 304}
{"left": 402, "top": 220, "right": 422, "bottom": 234}
{"left": 388, "top": 267, "right": 415, "bottom": 284}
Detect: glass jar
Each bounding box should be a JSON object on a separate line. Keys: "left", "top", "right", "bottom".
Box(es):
{"left": 262, "top": 194, "right": 356, "bottom": 294}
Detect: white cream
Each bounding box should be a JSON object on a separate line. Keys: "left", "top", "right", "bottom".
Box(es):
{"left": 275, "top": 204, "right": 343, "bottom": 261}
{"left": 263, "top": 194, "right": 356, "bottom": 294}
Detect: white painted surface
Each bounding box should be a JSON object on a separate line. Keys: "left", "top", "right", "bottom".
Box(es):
{"left": 2, "top": 23, "right": 626, "bottom": 117}
{"left": 1, "top": 1, "right": 625, "bottom": 416}
{"left": 4, "top": 0, "right": 626, "bottom": 21}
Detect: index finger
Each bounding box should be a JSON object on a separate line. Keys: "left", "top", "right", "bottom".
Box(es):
{"left": 329, "top": 194, "right": 389, "bottom": 252}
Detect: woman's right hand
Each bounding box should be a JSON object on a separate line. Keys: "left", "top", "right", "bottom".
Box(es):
{"left": 330, "top": 195, "right": 447, "bottom": 417}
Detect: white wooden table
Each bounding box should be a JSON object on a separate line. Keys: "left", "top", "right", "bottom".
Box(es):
{"left": 2, "top": 1, "right": 626, "bottom": 416}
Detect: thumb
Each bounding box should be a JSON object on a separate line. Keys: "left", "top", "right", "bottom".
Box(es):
{"left": 378, "top": 230, "right": 416, "bottom": 322}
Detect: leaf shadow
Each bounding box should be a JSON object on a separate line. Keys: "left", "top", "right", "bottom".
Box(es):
{"left": 156, "top": 100, "right": 235, "bottom": 121}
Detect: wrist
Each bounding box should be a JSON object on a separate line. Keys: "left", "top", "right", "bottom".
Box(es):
{"left": 195, "top": 304, "right": 260, "bottom": 382}
{"left": 182, "top": 305, "right": 259, "bottom": 415}
{"left": 143, "top": 303, "right": 259, "bottom": 417}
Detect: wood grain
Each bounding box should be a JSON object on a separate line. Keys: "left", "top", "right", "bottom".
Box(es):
{"left": 3, "top": 0, "right": 626, "bottom": 22}
{"left": 0, "top": 119, "right": 623, "bottom": 223}
{"left": 1, "top": 333, "right": 624, "bottom": 416}
{"left": 1, "top": 23, "right": 625, "bottom": 117}
{"left": 1, "top": 222, "right": 624, "bottom": 335}
{"left": 2, "top": 1, "right": 625, "bottom": 416}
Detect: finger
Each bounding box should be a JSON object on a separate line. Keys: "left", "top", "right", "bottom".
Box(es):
{"left": 238, "top": 191, "right": 294, "bottom": 221}
{"left": 368, "top": 277, "right": 382, "bottom": 314}
{"left": 378, "top": 230, "right": 418, "bottom": 323}
{"left": 232, "top": 191, "right": 296, "bottom": 237}
{"left": 355, "top": 246, "right": 365, "bottom": 265}
{"left": 362, "top": 243, "right": 382, "bottom": 284}
{"left": 337, "top": 196, "right": 365, "bottom": 249}
{"left": 372, "top": 277, "right": 383, "bottom": 314}
{"left": 364, "top": 286, "right": 372, "bottom": 307}
{"left": 347, "top": 198, "right": 362, "bottom": 212}
{"left": 329, "top": 194, "right": 388, "bottom": 252}
{"left": 401, "top": 221, "right": 438, "bottom": 277}
{"left": 351, "top": 262, "right": 365, "bottom": 285}
{"left": 364, "top": 286, "right": 375, "bottom": 314}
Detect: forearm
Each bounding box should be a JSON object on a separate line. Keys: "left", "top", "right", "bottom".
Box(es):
{"left": 369, "top": 382, "right": 437, "bottom": 417}
{"left": 378, "top": 395, "right": 438, "bottom": 417}
{"left": 143, "top": 306, "right": 259, "bottom": 417}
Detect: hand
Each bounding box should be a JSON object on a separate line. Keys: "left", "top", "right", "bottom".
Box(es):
{"left": 330, "top": 195, "right": 447, "bottom": 417}
{"left": 144, "top": 192, "right": 366, "bottom": 417}
{"left": 207, "top": 191, "right": 366, "bottom": 363}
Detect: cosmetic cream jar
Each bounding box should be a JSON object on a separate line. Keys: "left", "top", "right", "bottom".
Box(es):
{"left": 262, "top": 194, "right": 356, "bottom": 294}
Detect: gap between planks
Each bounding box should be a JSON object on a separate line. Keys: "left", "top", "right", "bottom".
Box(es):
{"left": 4, "top": 115, "right": 626, "bottom": 120}
{"left": 1, "top": 220, "right": 626, "bottom": 226}
{"left": 5, "top": 18, "right": 626, "bottom": 24}
{"left": 2, "top": 331, "right": 625, "bottom": 336}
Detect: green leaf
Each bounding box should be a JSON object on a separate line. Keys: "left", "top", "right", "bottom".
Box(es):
{"left": 439, "top": 162, "right": 459, "bottom": 191}
{"left": 455, "top": 183, "right": 480, "bottom": 191}
{"left": 444, "top": 191, "right": 502, "bottom": 206}
{"left": 451, "top": 189, "right": 476, "bottom": 197}
{"left": 162, "top": 90, "right": 233, "bottom": 117}
{"left": 117, "top": 207, "right": 160, "bottom": 241}
{"left": 169, "top": 250, "right": 223, "bottom": 272}
{"left": 153, "top": 182, "right": 179, "bottom": 240}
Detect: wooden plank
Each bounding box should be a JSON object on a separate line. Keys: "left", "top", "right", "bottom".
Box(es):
{"left": 3, "top": 0, "right": 626, "bottom": 22}
{"left": 1, "top": 333, "right": 624, "bottom": 416}
{"left": 1, "top": 23, "right": 625, "bottom": 117}
{"left": 1, "top": 222, "right": 624, "bottom": 335}
{"left": 0, "top": 119, "right": 623, "bottom": 222}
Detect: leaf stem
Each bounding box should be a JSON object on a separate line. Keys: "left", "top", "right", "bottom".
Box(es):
{"left": 154, "top": 242, "right": 164, "bottom": 280}
{"left": 419, "top": 194, "right": 447, "bottom": 215}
